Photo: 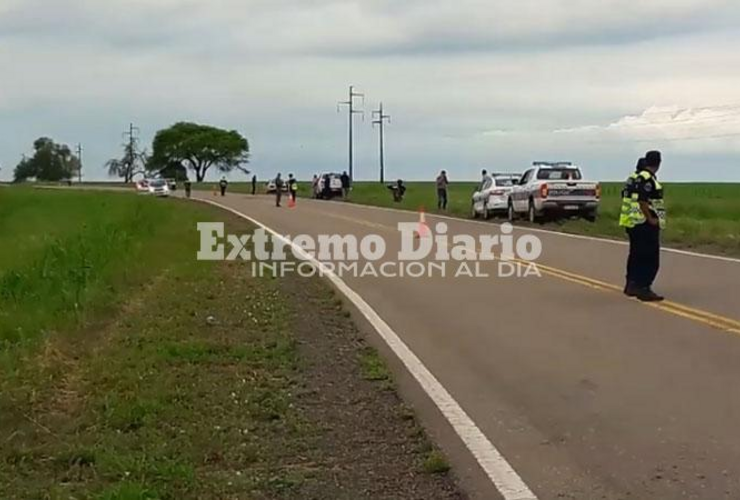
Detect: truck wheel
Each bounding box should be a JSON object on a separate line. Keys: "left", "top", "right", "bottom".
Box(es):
{"left": 507, "top": 200, "right": 516, "bottom": 222}
{"left": 528, "top": 200, "right": 540, "bottom": 224}
{"left": 584, "top": 211, "right": 598, "bottom": 223}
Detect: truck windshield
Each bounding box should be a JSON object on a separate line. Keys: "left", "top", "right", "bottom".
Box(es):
{"left": 537, "top": 168, "right": 582, "bottom": 180}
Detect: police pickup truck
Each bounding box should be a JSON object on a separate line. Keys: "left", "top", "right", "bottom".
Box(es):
{"left": 507, "top": 162, "right": 600, "bottom": 223}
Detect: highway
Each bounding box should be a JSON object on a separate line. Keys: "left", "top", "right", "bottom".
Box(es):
{"left": 194, "top": 191, "right": 740, "bottom": 500}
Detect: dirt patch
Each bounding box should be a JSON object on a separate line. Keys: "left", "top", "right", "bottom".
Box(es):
{"left": 278, "top": 271, "right": 465, "bottom": 499}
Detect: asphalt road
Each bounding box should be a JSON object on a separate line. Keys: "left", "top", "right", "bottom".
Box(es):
{"left": 194, "top": 191, "right": 740, "bottom": 500}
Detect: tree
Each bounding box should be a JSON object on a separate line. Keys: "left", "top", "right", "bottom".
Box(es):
{"left": 106, "top": 135, "right": 148, "bottom": 183}
{"left": 13, "top": 137, "right": 80, "bottom": 182}
{"left": 148, "top": 122, "right": 250, "bottom": 182}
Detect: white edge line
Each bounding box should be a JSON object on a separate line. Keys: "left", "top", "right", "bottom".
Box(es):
{"left": 314, "top": 198, "right": 740, "bottom": 264}
{"left": 196, "top": 198, "right": 538, "bottom": 500}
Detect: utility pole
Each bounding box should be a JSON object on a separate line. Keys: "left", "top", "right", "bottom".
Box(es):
{"left": 337, "top": 85, "right": 364, "bottom": 181}
{"left": 76, "top": 143, "right": 83, "bottom": 183}
{"left": 372, "top": 102, "right": 391, "bottom": 184}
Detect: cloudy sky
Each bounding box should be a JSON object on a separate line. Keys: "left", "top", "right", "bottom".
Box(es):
{"left": 1, "top": 0, "right": 739, "bottom": 182}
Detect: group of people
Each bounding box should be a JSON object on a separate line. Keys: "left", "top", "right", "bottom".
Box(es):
{"left": 195, "top": 153, "right": 668, "bottom": 301}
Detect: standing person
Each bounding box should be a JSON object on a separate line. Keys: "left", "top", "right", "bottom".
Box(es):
{"left": 322, "top": 174, "right": 332, "bottom": 199}
{"left": 340, "top": 171, "right": 351, "bottom": 200}
{"left": 311, "top": 174, "right": 319, "bottom": 199}
{"left": 274, "top": 173, "right": 284, "bottom": 207}
{"left": 619, "top": 151, "right": 666, "bottom": 302}
{"left": 288, "top": 173, "right": 297, "bottom": 203}
{"left": 184, "top": 179, "right": 192, "bottom": 198}
{"left": 251, "top": 174, "right": 257, "bottom": 195}
{"left": 480, "top": 169, "right": 493, "bottom": 192}
{"left": 436, "top": 170, "right": 449, "bottom": 210}
{"left": 219, "top": 176, "right": 228, "bottom": 197}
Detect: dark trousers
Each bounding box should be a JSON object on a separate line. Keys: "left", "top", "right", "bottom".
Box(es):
{"left": 437, "top": 189, "right": 448, "bottom": 210}
{"left": 276, "top": 191, "right": 282, "bottom": 207}
{"left": 626, "top": 223, "right": 661, "bottom": 289}
{"left": 252, "top": 183, "right": 256, "bottom": 195}
{"left": 220, "top": 186, "right": 226, "bottom": 196}
{"left": 290, "top": 190, "right": 297, "bottom": 202}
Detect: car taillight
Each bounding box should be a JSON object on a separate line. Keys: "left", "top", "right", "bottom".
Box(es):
{"left": 596, "top": 183, "right": 601, "bottom": 199}
{"left": 540, "top": 184, "right": 549, "bottom": 199}
{"left": 491, "top": 189, "right": 505, "bottom": 196}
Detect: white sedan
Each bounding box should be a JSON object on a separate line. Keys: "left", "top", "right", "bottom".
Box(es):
{"left": 471, "top": 173, "right": 520, "bottom": 219}
{"left": 146, "top": 178, "right": 170, "bottom": 197}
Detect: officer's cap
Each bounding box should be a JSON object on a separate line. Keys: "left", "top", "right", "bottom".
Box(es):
{"left": 645, "top": 150, "right": 662, "bottom": 167}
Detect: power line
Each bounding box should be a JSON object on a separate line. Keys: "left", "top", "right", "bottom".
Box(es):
{"left": 337, "top": 85, "right": 364, "bottom": 181}
{"left": 372, "top": 102, "right": 391, "bottom": 184}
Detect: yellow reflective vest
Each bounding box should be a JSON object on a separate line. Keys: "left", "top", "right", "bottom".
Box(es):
{"left": 619, "top": 170, "right": 665, "bottom": 229}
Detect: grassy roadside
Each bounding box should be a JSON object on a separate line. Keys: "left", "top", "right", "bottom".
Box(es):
{"left": 0, "top": 189, "right": 464, "bottom": 499}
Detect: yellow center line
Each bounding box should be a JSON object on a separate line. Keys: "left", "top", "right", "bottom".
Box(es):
{"left": 525, "top": 260, "right": 740, "bottom": 335}
{"left": 295, "top": 209, "right": 740, "bottom": 335}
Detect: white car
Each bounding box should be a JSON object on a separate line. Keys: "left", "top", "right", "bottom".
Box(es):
{"left": 471, "top": 173, "right": 521, "bottom": 219}
{"left": 135, "top": 179, "right": 150, "bottom": 193}
{"left": 508, "top": 162, "right": 600, "bottom": 223}
{"left": 265, "top": 179, "right": 289, "bottom": 194}
{"left": 314, "top": 173, "right": 344, "bottom": 199}
{"left": 147, "top": 178, "right": 170, "bottom": 197}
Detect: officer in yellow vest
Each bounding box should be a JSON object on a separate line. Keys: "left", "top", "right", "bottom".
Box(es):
{"left": 619, "top": 151, "right": 666, "bottom": 302}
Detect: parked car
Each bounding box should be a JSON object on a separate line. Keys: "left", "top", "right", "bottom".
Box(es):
{"left": 507, "top": 162, "right": 600, "bottom": 223}
{"left": 314, "top": 173, "right": 343, "bottom": 199}
{"left": 164, "top": 178, "right": 177, "bottom": 191}
{"left": 265, "top": 179, "right": 289, "bottom": 194}
{"left": 471, "top": 173, "right": 521, "bottom": 219}
{"left": 147, "top": 178, "right": 170, "bottom": 197}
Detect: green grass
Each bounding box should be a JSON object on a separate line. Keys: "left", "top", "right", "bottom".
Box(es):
{"left": 422, "top": 449, "right": 451, "bottom": 475}
{"left": 343, "top": 181, "right": 740, "bottom": 257}
{"left": 0, "top": 188, "right": 213, "bottom": 353}
{"left": 0, "top": 189, "right": 460, "bottom": 498}
{"left": 0, "top": 190, "right": 307, "bottom": 498}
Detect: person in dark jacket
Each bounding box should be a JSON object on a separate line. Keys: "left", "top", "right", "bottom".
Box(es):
{"left": 340, "top": 171, "right": 351, "bottom": 200}
{"left": 219, "top": 177, "right": 228, "bottom": 196}
{"left": 251, "top": 174, "right": 257, "bottom": 195}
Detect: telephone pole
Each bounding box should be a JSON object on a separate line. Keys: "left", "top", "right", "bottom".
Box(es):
{"left": 372, "top": 102, "right": 391, "bottom": 184}
{"left": 76, "top": 143, "right": 83, "bottom": 183}
{"left": 338, "top": 85, "right": 364, "bottom": 181}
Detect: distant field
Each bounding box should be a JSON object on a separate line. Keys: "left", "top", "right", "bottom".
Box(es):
{"left": 54, "top": 179, "right": 740, "bottom": 256}
{"left": 182, "top": 179, "right": 740, "bottom": 256}
{"left": 345, "top": 181, "right": 740, "bottom": 257}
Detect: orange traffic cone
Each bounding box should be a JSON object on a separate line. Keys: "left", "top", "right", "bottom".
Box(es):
{"left": 415, "top": 206, "right": 430, "bottom": 239}
{"left": 288, "top": 196, "right": 296, "bottom": 209}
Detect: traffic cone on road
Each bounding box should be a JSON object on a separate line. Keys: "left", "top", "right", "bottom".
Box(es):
{"left": 288, "top": 196, "right": 296, "bottom": 209}
{"left": 415, "top": 207, "right": 430, "bottom": 239}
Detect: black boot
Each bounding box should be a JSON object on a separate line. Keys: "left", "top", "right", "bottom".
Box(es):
{"left": 624, "top": 282, "right": 639, "bottom": 297}
{"left": 636, "top": 288, "right": 664, "bottom": 302}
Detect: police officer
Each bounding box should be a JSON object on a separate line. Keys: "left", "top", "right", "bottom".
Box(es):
{"left": 619, "top": 151, "right": 666, "bottom": 302}
{"left": 288, "top": 173, "right": 297, "bottom": 203}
